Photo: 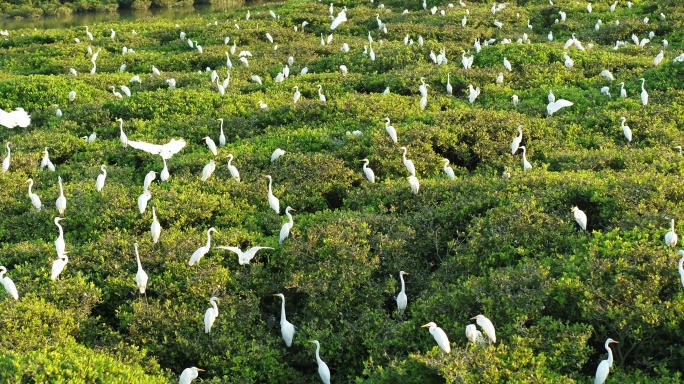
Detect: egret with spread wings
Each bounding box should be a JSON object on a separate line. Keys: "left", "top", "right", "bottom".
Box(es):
{"left": 127, "top": 138, "right": 186, "bottom": 159}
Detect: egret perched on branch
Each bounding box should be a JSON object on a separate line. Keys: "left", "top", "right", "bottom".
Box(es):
{"left": 0, "top": 266, "right": 19, "bottom": 300}
{"left": 51, "top": 254, "right": 68, "bottom": 280}
{"left": 572, "top": 206, "right": 588, "bottom": 231}
{"left": 293, "top": 86, "right": 301, "bottom": 104}
{"left": 446, "top": 74, "right": 453, "bottom": 95}
{"left": 600, "top": 70, "right": 614, "bottom": 81}
{"left": 95, "top": 165, "right": 107, "bottom": 192}
{"left": 2, "top": 142, "right": 9, "bottom": 174}
{"left": 620, "top": 117, "right": 632, "bottom": 143}
{"left": 465, "top": 324, "right": 485, "bottom": 344}
{"left": 218, "top": 118, "right": 226, "bottom": 147}
{"left": 619, "top": 82, "right": 627, "bottom": 99}
{"left": 117, "top": 118, "right": 128, "bottom": 147}
{"left": 54, "top": 217, "right": 66, "bottom": 257}
{"left": 280, "top": 206, "right": 295, "bottom": 244}
{"left": 665, "top": 219, "right": 678, "bottom": 247}
{"left": 143, "top": 171, "right": 157, "bottom": 190}
{"left": 408, "top": 175, "right": 420, "bottom": 194}
{"left": 188, "top": 227, "right": 218, "bottom": 266}
{"left": 640, "top": 78, "right": 648, "bottom": 105}
{"left": 216, "top": 245, "right": 273, "bottom": 265}
{"left": 273, "top": 293, "right": 295, "bottom": 346}
{"left": 134, "top": 243, "right": 148, "bottom": 297}
{"left": 227, "top": 154, "right": 240, "bottom": 182}
{"left": 56, "top": 176, "right": 67, "bottom": 215}
{"left": 138, "top": 190, "right": 152, "bottom": 214}
{"left": 443, "top": 159, "right": 455, "bottom": 180}
{"left": 151, "top": 207, "right": 161, "bottom": 243}
{"left": 396, "top": 271, "right": 408, "bottom": 316}
{"left": 677, "top": 250, "right": 684, "bottom": 289}
{"left": 179, "top": 367, "right": 204, "bottom": 384}
{"left": 309, "top": 340, "right": 331, "bottom": 384}
{"left": 383, "top": 118, "right": 398, "bottom": 144}
{"left": 422, "top": 322, "right": 450, "bottom": 353}
{"left": 204, "top": 297, "right": 219, "bottom": 333}
{"left": 511, "top": 125, "right": 523, "bottom": 154}
{"left": 265, "top": 175, "right": 280, "bottom": 214}
{"left": 519, "top": 146, "right": 532, "bottom": 170}
{"left": 470, "top": 314, "right": 496, "bottom": 343}
{"left": 594, "top": 338, "right": 619, "bottom": 384}
{"left": 271, "top": 148, "right": 286, "bottom": 162}
{"left": 360, "top": 159, "right": 375, "bottom": 183}
{"left": 401, "top": 147, "right": 416, "bottom": 176}
{"left": 26, "top": 178, "right": 42, "bottom": 211}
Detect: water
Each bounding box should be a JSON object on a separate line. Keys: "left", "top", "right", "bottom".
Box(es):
{"left": 2, "top": 0, "right": 275, "bottom": 31}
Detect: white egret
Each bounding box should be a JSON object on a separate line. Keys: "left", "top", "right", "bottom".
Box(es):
{"left": 227, "top": 154, "right": 240, "bottom": 182}
{"left": 279, "top": 206, "right": 296, "bottom": 244}
{"left": 127, "top": 138, "right": 186, "bottom": 159}
{"left": 594, "top": 338, "right": 619, "bottom": 384}
{"left": 201, "top": 160, "right": 216, "bottom": 182}
{"left": 443, "top": 159, "right": 455, "bottom": 180}
{"left": 218, "top": 118, "right": 226, "bottom": 147}
{"left": 203, "top": 136, "right": 217, "bottom": 156}
{"left": 339, "top": 65, "right": 348, "bottom": 76}
{"left": 512, "top": 94, "right": 519, "bottom": 108}
{"left": 51, "top": 254, "right": 68, "bottom": 280}
{"left": 143, "top": 171, "right": 157, "bottom": 190}
{"left": 83, "top": 132, "right": 97, "bottom": 143}
{"left": 397, "top": 271, "right": 408, "bottom": 316}
{"left": 116, "top": 118, "right": 128, "bottom": 147}
{"left": 665, "top": 219, "right": 678, "bottom": 247}
{"left": 265, "top": 175, "right": 280, "bottom": 214}
{"left": 120, "top": 85, "right": 131, "bottom": 97}
{"left": 138, "top": 190, "right": 152, "bottom": 214}
{"left": 471, "top": 314, "right": 496, "bottom": 343}
{"left": 85, "top": 26, "right": 93, "bottom": 40}
{"left": 40, "top": 148, "right": 56, "bottom": 172}
{"left": 519, "top": 146, "right": 532, "bottom": 171}
{"left": 0, "top": 266, "right": 19, "bottom": 300}
{"left": 547, "top": 99, "right": 573, "bottom": 115}
{"left": 54, "top": 176, "right": 67, "bottom": 215}
{"left": 572, "top": 206, "right": 588, "bottom": 231}
{"left": 317, "top": 85, "right": 327, "bottom": 103}
{"left": 130, "top": 75, "right": 141, "bottom": 84}
{"left": 465, "top": 324, "right": 485, "bottom": 344}
{"left": 2, "top": 142, "right": 9, "bottom": 173}
{"left": 251, "top": 75, "right": 262, "bottom": 85}
{"left": 511, "top": 125, "right": 523, "bottom": 154}
{"left": 503, "top": 57, "right": 512, "bottom": 72}
{"left": 620, "top": 117, "right": 632, "bottom": 143}
{"left": 360, "top": 159, "right": 375, "bottom": 183}
{"left": 383, "top": 118, "right": 398, "bottom": 144}
{"left": 600, "top": 70, "right": 615, "bottom": 81}
{"left": 152, "top": 66, "right": 161, "bottom": 76}
{"left": 160, "top": 158, "right": 169, "bottom": 182}
{"left": 96, "top": 165, "right": 107, "bottom": 192}
{"left": 188, "top": 227, "right": 218, "bottom": 266}
{"left": 677, "top": 250, "right": 684, "bottom": 289}
{"left": 54, "top": 217, "right": 66, "bottom": 257}
{"left": 69, "top": 91, "right": 76, "bottom": 102}
{"left": 273, "top": 293, "right": 295, "bottom": 346}
{"left": 215, "top": 245, "right": 273, "bottom": 265}
{"left": 166, "top": 79, "right": 176, "bottom": 89}
{"left": 271, "top": 148, "right": 286, "bottom": 162}
{"left": 401, "top": 147, "right": 416, "bottom": 176}
{"left": 408, "top": 175, "right": 420, "bottom": 194}
{"left": 619, "top": 82, "right": 627, "bottom": 99}
{"left": 151, "top": 207, "right": 161, "bottom": 243}
{"left": 293, "top": 86, "right": 301, "bottom": 104}
{"left": 204, "top": 296, "right": 219, "bottom": 333}
{"left": 26, "top": 178, "right": 42, "bottom": 211}
{"left": 0, "top": 107, "right": 31, "bottom": 129}
{"left": 111, "top": 87, "right": 122, "bottom": 99}
{"left": 653, "top": 50, "right": 664, "bottom": 66}
{"left": 640, "top": 78, "right": 648, "bottom": 105}
{"left": 446, "top": 74, "right": 453, "bottom": 95}
{"left": 468, "top": 84, "right": 480, "bottom": 103}
{"left": 422, "top": 322, "right": 450, "bottom": 353}
{"left": 179, "top": 367, "right": 204, "bottom": 384}
{"left": 309, "top": 340, "right": 331, "bottom": 384}
{"left": 564, "top": 53, "right": 574, "bottom": 69}
{"left": 133, "top": 243, "right": 148, "bottom": 297}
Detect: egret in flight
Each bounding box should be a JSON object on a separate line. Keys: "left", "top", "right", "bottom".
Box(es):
{"left": 309, "top": 340, "right": 331, "bottom": 384}
{"left": 594, "top": 338, "right": 619, "bottom": 384}
{"left": 273, "top": 293, "right": 295, "bottom": 346}
{"left": 422, "top": 322, "right": 450, "bottom": 353}
{"left": 188, "top": 227, "right": 218, "bottom": 266}
{"left": 127, "top": 138, "right": 186, "bottom": 159}
{"left": 215, "top": 245, "right": 273, "bottom": 265}
{"left": 0, "top": 107, "right": 31, "bottom": 128}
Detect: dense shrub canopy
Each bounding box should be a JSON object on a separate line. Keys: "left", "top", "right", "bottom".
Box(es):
{"left": 1, "top": 0, "right": 684, "bottom": 383}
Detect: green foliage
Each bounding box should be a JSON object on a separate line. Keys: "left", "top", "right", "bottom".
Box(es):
{"left": 1, "top": 0, "right": 684, "bottom": 383}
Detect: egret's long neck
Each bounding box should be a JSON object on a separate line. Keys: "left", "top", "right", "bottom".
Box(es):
{"left": 315, "top": 343, "right": 322, "bottom": 364}
{"left": 400, "top": 274, "right": 406, "bottom": 292}
{"left": 119, "top": 120, "right": 123, "bottom": 131}
{"left": 211, "top": 300, "right": 219, "bottom": 315}
{"left": 153, "top": 208, "right": 157, "bottom": 221}
{"left": 606, "top": 342, "right": 614, "bottom": 367}
{"left": 0, "top": 270, "right": 5, "bottom": 279}
{"left": 671, "top": 220, "right": 675, "bottom": 232}
{"left": 268, "top": 178, "right": 273, "bottom": 194}
{"left": 678, "top": 257, "right": 684, "bottom": 273}
{"left": 57, "top": 222, "right": 64, "bottom": 237}
{"left": 206, "top": 231, "right": 213, "bottom": 248}
{"left": 136, "top": 251, "right": 142, "bottom": 270}
{"left": 59, "top": 181, "right": 64, "bottom": 195}
{"left": 28, "top": 181, "right": 33, "bottom": 194}
{"left": 280, "top": 298, "right": 287, "bottom": 322}
{"left": 287, "top": 211, "right": 293, "bottom": 225}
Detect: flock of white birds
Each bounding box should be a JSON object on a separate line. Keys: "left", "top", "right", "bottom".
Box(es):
{"left": 1, "top": 0, "right": 684, "bottom": 383}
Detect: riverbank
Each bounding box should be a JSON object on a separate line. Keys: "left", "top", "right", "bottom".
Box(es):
{"left": 1, "top": 0, "right": 244, "bottom": 20}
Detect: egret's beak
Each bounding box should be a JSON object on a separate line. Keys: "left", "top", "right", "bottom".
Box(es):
{"left": 421, "top": 323, "right": 430, "bottom": 328}
{"left": 272, "top": 294, "right": 279, "bottom": 297}
{"left": 470, "top": 316, "right": 477, "bottom": 320}
{"left": 196, "top": 368, "right": 205, "bottom": 372}
{"left": 612, "top": 341, "right": 619, "bottom": 344}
